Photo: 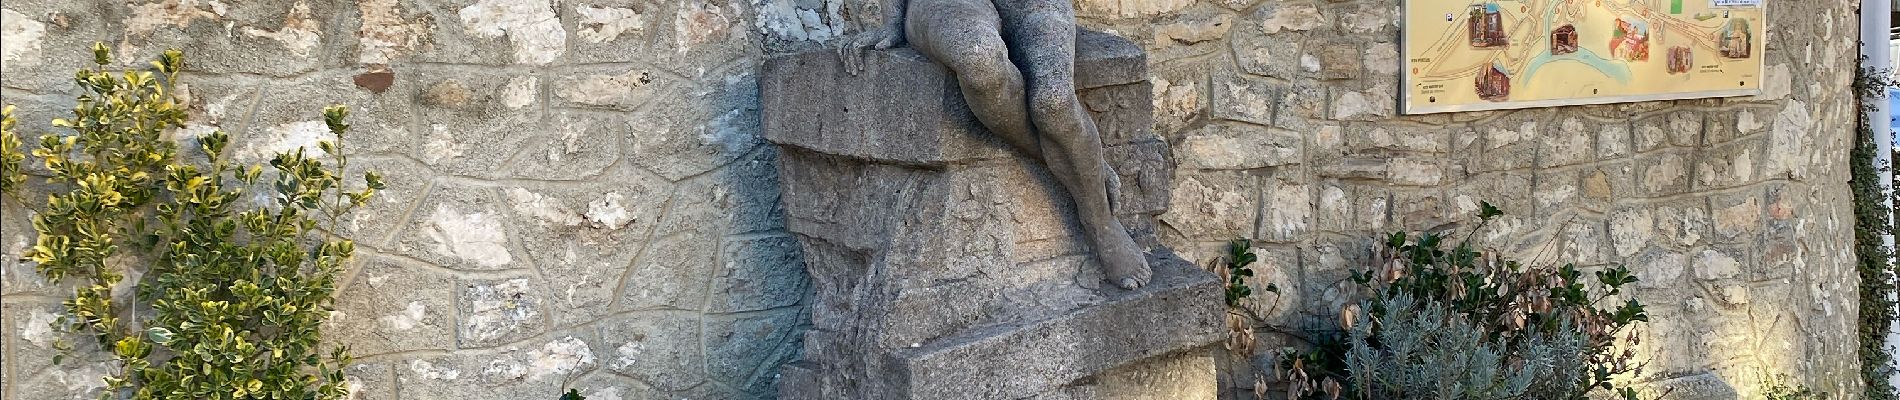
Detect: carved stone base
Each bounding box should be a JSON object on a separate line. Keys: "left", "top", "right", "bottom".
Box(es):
{"left": 761, "top": 31, "right": 1223, "bottom": 400}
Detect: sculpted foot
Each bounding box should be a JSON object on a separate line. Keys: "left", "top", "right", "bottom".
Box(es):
{"left": 1094, "top": 221, "right": 1152, "bottom": 290}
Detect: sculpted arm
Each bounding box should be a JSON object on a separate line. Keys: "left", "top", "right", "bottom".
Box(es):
{"left": 842, "top": 0, "right": 907, "bottom": 73}
{"left": 871, "top": 0, "right": 908, "bottom": 49}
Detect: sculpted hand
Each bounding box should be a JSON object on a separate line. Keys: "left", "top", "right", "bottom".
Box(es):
{"left": 841, "top": 24, "right": 905, "bottom": 75}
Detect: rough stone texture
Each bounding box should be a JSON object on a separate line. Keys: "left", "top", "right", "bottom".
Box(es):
{"left": 762, "top": 31, "right": 1225, "bottom": 399}
{"left": 2, "top": 0, "right": 805, "bottom": 399}
{"left": 1627, "top": 372, "right": 1740, "bottom": 400}
{"left": 0, "top": 0, "right": 1866, "bottom": 399}
{"left": 1029, "top": 349, "right": 1221, "bottom": 400}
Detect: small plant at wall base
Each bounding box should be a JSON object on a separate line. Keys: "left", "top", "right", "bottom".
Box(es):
{"left": 0, "top": 43, "right": 380, "bottom": 399}
{"left": 1274, "top": 203, "right": 1649, "bottom": 400}
{"left": 1223, "top": 238, "right": 1277, "bottom": 308}
{"left": 1762, "top": 374, "right": 1828, "bottom": 400}
{"left": 1852, "top": 60, "right": 1899, "bottom": 400}
{"left": 1213, "top": 237, "right": 1290, "bottom": 391}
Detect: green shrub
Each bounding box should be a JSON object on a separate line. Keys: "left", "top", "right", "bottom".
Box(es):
{"left": 1851, "top": 61, "right": 1898, "bottom": 400}
{"left": 1339, "top": 293, "right": 1586, "bottom": 399}
{"left": 1278, "top": 203, "right": 1649, "bottom": 400}
{"left": 0, "top": 43, "right": 378, "bottom": 400}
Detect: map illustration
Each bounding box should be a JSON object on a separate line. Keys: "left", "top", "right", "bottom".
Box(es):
{"left": 1402, "top": 0, "right": 1766, "bottom": 114}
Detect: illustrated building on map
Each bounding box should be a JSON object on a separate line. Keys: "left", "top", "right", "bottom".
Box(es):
{"left": 1610, "top": 18, "right": 1650, "bottom": 61}
{"left": 1721, "top": 18, "right": 1753, "bottom": 59}
{"left": 1468, "top": 3, "right": 1508, "bottom": 48}
{"left": 1667, "top": 47, "right": 1693, "bottom": 74}
{"left": 1477, "top": 63, "right": 1511, "bottom": 101}
{"left": 1552, "top": 25, "right": 1578, "bottom": 55}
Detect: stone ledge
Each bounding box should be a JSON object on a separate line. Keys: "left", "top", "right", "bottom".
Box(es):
{"left": 895, "top": 250, "right": 1223, "bottom": 400}
{"left": 1075, "top": 29, "right": 1147, "bottom": 90}
{"left": 762, "top": 47, "right": 1004, "bottom": 166}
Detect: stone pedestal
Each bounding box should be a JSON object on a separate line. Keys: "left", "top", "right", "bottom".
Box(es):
{"left": 761, "top": 31, "right": 1224, "bottom": 399}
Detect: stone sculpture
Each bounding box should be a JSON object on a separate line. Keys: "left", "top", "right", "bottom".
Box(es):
{"left": 847, "top": 0, "right": 1153, "bottom": 289}
{"left": 761, "top": 22, "right": 1224, "bottom": 400}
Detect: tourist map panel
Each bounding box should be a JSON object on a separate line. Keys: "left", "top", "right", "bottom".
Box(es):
{"left": 1401, "top": 0, "right": 1766, "bottom": 114}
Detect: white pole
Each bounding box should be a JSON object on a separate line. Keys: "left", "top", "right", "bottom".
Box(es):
{"left": 1861, "top": 0, "right": 1899, "bottom": 390}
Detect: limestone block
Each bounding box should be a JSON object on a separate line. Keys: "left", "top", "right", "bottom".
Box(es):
{"left": 1345, "top": 125, "right": 1448, "bottom": 155}
{"left": 504, "top": 111, "right": 626, "bottom": 180}
{"left": 326, "top": 257, "right": 457, "bottom": 356}
{"left": 1539, "top": 118, "right": 1598, "bottom": 168}
{"left": 117, "top": 0, "right": 335, "bottom": 76}
{"left": 1105, "top": 141, "right": 1173, "bottom": 216}
{"left": 393, "top": 183, "right": 521, "bottom": 271}
{"left": 564, "top": 3, "right": 661, "bottom": 63}
{"left": 457, "top": 276, "right": 549, "bottom": 348}
{"left": 1160, "top": 170, "right": 1257, "bottom": 240}
{"left": 618, "top": 231, "right": 718, "bottom": 310}
{"left": 1634, "top": 150, "right": 1695, "bottom": 198}
{"left": 1084, "top": 82, "right": 1161, "bottom": 147}
{"left": 2, "top": 189, "right": 56, "bottom": 296}
{"left": 703, "top": 307, "right": 804, "bottom": 392}
{"left": 407, "top": 70, "right": 548, "bottom": 178}
{"left": 643, "top": 0, "right": 757, "bottom": 77}
{"left": 0, "top": 2, "right": 116, "bottom": 92}
{"left": 500, "top": 167, "right": 672, "bottom": 326}
{"left": 1212, "top": 74, "right": 1276, "bottom": 126}
{"left": 395, "top": 337, "right": 595, "bottom": 399}
{"left": 762, "top": 30, "right": 1222, "bottom": 400}
{"left": 550, "top": 65, "right": 668, "bottom": 111}
{"left": 1472, "top": 118, "right": 1540, "bottom": 173}
{"left": 1695, "top": 137, "right": 1766, "bottom": 191}
{"left": 650, "top": 148, "right": 787, "bottom": 238}
{"left": 1599, "top": 121, "right": 1635, "bottom": 159}
{"left": 890, "top": 254, "right": 1222, "bottom": 399}
{"left": 250, "top": 72, "right": 416, "bottom": 162}
{"left": 623, "top": 67, "right": 767, "bottom": 181}
{"left": 1027, "top": 349, "right": 1220, "bottom": 400}
{"left": 707, "top": 236, "right": 808, "bottom": 314}
{"left": 336, "top": 157, "right": 434, "bottom": 248}
{"left": 761, "top": 49, "right": 1017, "bottom": 165}
{"left": 1075, "top": 29, "right": 1149, "bottom": 90}
{"left": 1232, "top": 23, "right": 1307, "bottom": 80}
{"left": 1710, "top": 189, "right": 1765, "bottom": 243}
{"left": 1316, "top": 41, "right": 1362, "bottom": 80}
{"left": 1389, "top": 188, "right": 1452, "bottom": 230}
{"left": 4, "top": 302, "right": 116, "bottom": 400}
{"left": 598, "top": 311, "right": 704, "bottom": 391}
{"left": 1313, "top": 181, "right": 1363, "bottom": 232}
{"left": 342, "top": 361, "right": 397, "bottom": 400}
{"left": 1175, "top": 123, "right": 1303, "bottom": 170}
{"left": 1259, "top": 177, "right": 1313, "bottom": 242}
{"left": 1153, "top": 63, "right": 1213, "bottom": 135}
{"left": 1625, "top": 372, "right": 1739, "bottom": 400}
{"left": 407, "top": 0, "right": 569, "bottom": 65}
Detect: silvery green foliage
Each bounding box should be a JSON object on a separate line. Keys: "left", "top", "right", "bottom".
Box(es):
{"left": 1343, "top": 293, "right": 1587, "bottom": 400}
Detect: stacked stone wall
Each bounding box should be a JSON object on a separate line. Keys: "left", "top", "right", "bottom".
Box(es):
{"left": 0, "top": 0, "right": 1866, "bottom": 398}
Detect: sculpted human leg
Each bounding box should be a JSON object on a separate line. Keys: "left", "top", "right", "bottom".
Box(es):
{"left": 905, "top": 0, "right": 1042, "bottom": 158}
{"left": 998, "top": 0, "right": 1153, "bottom": 289}
{"left": 886, "top": 0, "right": 1151, "bottom": 289}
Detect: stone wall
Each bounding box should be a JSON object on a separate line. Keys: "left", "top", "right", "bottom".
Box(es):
{"left": 0, "top": 0, "right": 1868, "bottom": 400}
{"left": 3, "top": 1, "right": 798, "bottom": 399}
{"left": 1060, "top": 0, "right": 1864, "bottom": 398}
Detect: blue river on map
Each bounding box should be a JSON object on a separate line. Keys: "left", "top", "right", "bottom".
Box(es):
{"left": 1514, "top": 0, "right": 1634, "bottom": 85}
{"left": 1522, "top": 50, "right": 1634, "bottom": 84}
